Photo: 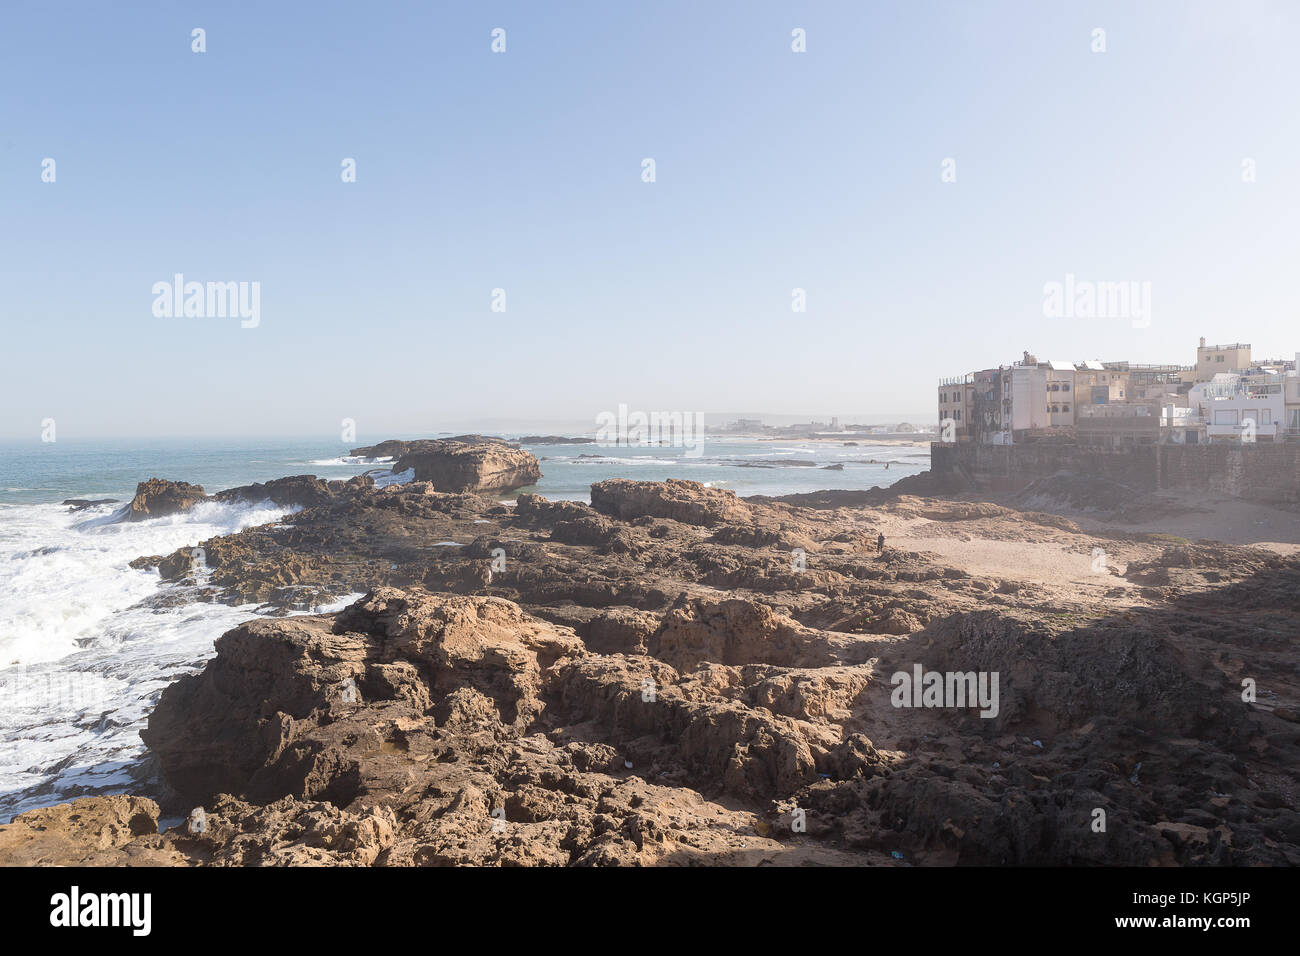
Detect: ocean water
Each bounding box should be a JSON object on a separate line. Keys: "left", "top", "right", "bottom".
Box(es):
{"left": 0, "top": 435, "right": 924, "bottom": 820}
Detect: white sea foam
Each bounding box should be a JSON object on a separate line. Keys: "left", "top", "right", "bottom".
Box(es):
{"left": 0, "top": 499, "right": 290, "bottom": 667}
{"left": 305, "top": 455, "right": 395, "bottom": 466}
{"left": 372, "top": 468, "right": 414, "bottom": 488}
{"left": 568, "top": 456, "right": 678, "bottom": 466}
{"left": 0, "top": 497, "right": 316, "bottom": 820}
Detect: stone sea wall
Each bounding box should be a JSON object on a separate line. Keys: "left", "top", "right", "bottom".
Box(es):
{"left": 932, "top": 441, "right": 1300, "bottom": 505}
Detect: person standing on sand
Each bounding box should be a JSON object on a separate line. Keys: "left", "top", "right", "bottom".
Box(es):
{"left": 877, "top": 533, "right": 885, "bottom": 553}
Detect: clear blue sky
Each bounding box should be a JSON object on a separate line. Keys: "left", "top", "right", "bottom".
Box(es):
{"left": 2, "top": 0, "right": 1298, "bottom": 439}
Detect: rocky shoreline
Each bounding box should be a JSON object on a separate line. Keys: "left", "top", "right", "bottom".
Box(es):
{"left": 2, "top": 440, "right": 1297, "bottom": 866}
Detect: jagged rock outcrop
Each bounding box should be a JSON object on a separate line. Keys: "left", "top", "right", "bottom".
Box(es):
{"left": 349, "top": 439, "right": 418, "bottom": 459}
{"left": 125, "top": 478, "right": 207, "bottom": 521}
{"left": 517, "top": 435, "right": 596, "bottom": 445}
{"left": 63, "top": 498, "right": 119, "bottom": 512}
{"left": 351, "top": 436, "right": 515, "bottom": 460}
{"left": 0, "top": 796, "right": 183, "bottom": 866}
{"left": 119, "top": 587, "right": 880, "bottom": 865}
{"left": 215, "top": 475, "right": 335, "bottom": 510}
{"left": 390, "top": 440, "right": 541, "bottom": 493}
{"left": 591, "top": 478, "right": 752, "bottom": 526}
{"left": 121, "top": 475, "right": 337, "bottom": 524}
{"left": 652, "top": 598, "right": 840, "bottom": 671}
{"left": 141, "top": 588, "right": 584, "bottom": 806}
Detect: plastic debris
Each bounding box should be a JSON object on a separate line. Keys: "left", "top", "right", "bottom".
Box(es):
{"left": 1032, "top": 739, "right": 1043, "bottom": 749}
{"left": 891, "top": 851, "right": 903, "bottom": 860}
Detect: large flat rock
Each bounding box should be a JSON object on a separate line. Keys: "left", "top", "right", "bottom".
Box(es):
{"left": 390, "top": 440, "right": 541, "bottom": 493}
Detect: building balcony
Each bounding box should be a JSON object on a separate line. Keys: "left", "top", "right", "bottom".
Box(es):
{"left": 1206, "top": 422, "right": 1279, "bottom": 439}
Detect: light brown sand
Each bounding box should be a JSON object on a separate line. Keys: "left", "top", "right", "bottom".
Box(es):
{"left": 1078, "top": 495, "right": 1300, "bottom": 554}
{"left": 881, "top": 491, "right": 1300, "bottom": 589}
{"left": 898, "top": 536, "right": 1125, "bottom": 587}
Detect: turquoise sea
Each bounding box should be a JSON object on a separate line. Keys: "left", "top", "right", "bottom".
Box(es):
{"left": 0, "top": 435, "right": 926, "bottom": 506}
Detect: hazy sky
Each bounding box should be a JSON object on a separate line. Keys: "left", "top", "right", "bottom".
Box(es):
{"left": 2, "top": 0, "right": 1298, "bottom": 440}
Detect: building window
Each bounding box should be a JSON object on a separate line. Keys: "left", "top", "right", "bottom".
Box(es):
{"left": 1062, "top": 384, "right": 1070, "bottom": 392}
{"left": 1063, "top": 404, "right": 1070, "bottom": 412}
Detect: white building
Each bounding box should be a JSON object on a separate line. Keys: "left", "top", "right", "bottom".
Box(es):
{"left": 1190, "top": 372, "right": 1284, "bottom": 442}
{"left": 1045, "top": 360, "right": 1076, "bottom": 427}
{"left": 1160, "top": 405, "right": 1204, "bottom": 444}
{"left": 1002, "top": 364, "right": 1049, "bottom": 438}
{"left": 1288, "top": 360, "right": 1300, "bottom": 437}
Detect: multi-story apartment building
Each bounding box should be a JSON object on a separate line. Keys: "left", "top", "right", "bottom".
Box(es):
{"left": 1195, "top": 339, "right": 1252, "bottom": 381}
{"left": 1002, "top": 362, "right": 1049, "bottom": 439}
{"left": 1074, "top": 363, "right": 1130, "bottom": 405}
{"left": 1077, "top": 402, "right": 1161, "bottom": 447}
{"left": 1287, "top": 356, "right": 1300, "bottom": 438}
{"left": 970, "top": 369, "right": 1004, "bottom": 443}
{"left": 1045, "top": 360, "right": 1075, "bottom": 427}
{"left": 1190, "top": 371, "right": 1285, "bottom": 442}
{"left": 1111, "top": 362, "right": 1194, "bottom": 404}
{"left": 936, "top": 375, "right": 975, "bottom": 440}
